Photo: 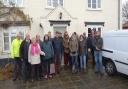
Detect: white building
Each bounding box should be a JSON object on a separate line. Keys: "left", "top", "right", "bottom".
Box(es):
{"left": 0, "top": 0, "right": 122, "bottom": 59}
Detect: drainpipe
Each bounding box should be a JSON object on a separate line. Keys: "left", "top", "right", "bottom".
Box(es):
{"left": 118, "top": 0, "right": 122, "bottom": 30}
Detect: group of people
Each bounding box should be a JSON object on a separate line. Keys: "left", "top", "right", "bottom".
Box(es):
{"left": 11, "top": 30, "right": 104, "bottom": 82}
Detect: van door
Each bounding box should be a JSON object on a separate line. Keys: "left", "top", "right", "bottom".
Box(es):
{"left": 114, "top": 36, "right": 128, "bottom": 75}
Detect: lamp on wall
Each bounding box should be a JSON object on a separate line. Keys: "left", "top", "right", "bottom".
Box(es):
{"left": 39, "top": 23, "right": 43, "bottom": 29}
{"left": 59, "top": 12, "right": 62, "bottom": 20}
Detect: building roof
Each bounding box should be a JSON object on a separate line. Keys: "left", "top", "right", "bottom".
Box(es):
{"left": 0, "top": 21, "right": 30, "bottom": 26}
{"left": 0, "top": 3, "right": 30, "bottom": 28}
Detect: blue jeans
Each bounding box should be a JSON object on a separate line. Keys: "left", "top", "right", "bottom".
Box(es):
{"left": 71, "top": 55, "right": 78, "bottom": 73}
{"left": 94, "top": 51, "right": 103, "bottom": 73}
{"left": 80, "top": 55, "right": 86, "bottom": 69}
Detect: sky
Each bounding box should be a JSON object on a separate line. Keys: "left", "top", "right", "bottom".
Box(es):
{"left": 122, "top": 0, "right": 128, "bottom": 4}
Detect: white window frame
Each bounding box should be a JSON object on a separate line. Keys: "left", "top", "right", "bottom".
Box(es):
{"left": 46, "top": 0, "right": 64, "bottom": 9}
{"left": 2, "top": 0, "right": 24, "bottom": 7}
{"left": 87, "top": 0, "right": 101, "bottom": 10}
{"left": 3, "top": 31, "right": 10, "bottom": 53}
{"left": 86, "top": 25, "right": 103, "bottom": 36}
{"left": 2, "top": 27, "right": 26, "bottom": 53}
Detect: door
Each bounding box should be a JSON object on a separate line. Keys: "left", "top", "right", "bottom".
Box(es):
{"left": 114, "top": 36, "right": 128, "bottom": 75}
{"left": 53, "top": 26, "right": 66, "bottom": 37}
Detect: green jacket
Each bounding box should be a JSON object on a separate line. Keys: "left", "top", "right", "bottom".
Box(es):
{"left": 11, "top": 38, "right": 22, "bottom": 58}
{"left": 42, "top": 41, "right": 54, "bottom": 60}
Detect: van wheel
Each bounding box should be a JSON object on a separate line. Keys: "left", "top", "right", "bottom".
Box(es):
{"left": 105, "top": 61, "right": 116, "bottom": 76}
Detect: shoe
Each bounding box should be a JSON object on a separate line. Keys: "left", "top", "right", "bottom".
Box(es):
{"left": 38, "top": 77, "right": 42, "bottom": 81}
{"left": 49, "top": 75, "right": 53, "bottom": 78}
{"left": 95, "top": 70, "right": 99, "bottom": 73}
{"left": 100, "top": 73, "right": 104, "bottom": 77}
{"left": 44, "top": 75, "right": 48, "bottom": 80}
{"left": 12, "top": 78, "right": 16, "bottom": 81}
{"left": 23, "top": 80, "right": 27, "bottom": 83}
{"left": 31, "top": 79, "right": 34, "bottom": 82}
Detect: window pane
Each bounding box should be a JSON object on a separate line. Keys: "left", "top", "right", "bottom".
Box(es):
{"left": 92, "top": 3, "right": 96, "bottom": 8}
{"left": 4, "top": 37, "right": 9, "bottom": 43}
{"left": 16, "top": 0, "right": 23, "bottom": 6}
{"left": 53, "top": 0, "right": 58, "bottom": 7}
{"left": 98, "top": 0, "right": 101, "bottom": 8}
{"left": 88, "top": 0, "right": 91, "bottom": 4}
{"left": 47, "top": 0, "right": 52, "bottom": 6}
{"left": 92, "top": 0, "right": 96, "bottom": 4}
{"left": 4, "top": 33, "right": 9, "bottom": 36}
{"left": 8, "top": 0, "right": 16, "bottom": 5}
{"left": 3, "top": 32, "right": 9, "bottom": 51}
{"left": 59, "top": 0, "right": 63, "bottom": 6}
{"left": 88, "top": 3, "right": 91, "bottom": 8}
{"left": 4, "top": 43, "right": 9, "bottom": 51}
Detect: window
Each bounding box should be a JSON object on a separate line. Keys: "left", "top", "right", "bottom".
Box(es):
{"left": 47, "top": 0, "right": 63, "bottom": 8}
{"left": 88, "top": 0, "right": 101, "bottom": 9}
{"left": 3, "top": 29, "right": 25, "bottom": 52}
{"left": 3, "top": 32, "right": 9, "bottom": 51}
{"left": 16, "top": 0, "right": 23, "bottom": 7}
{"left": 87, "top": 26, "right": 103, "bottom": 36}
{"left": 2, "top": 0, "right": 23, "bottom": 7}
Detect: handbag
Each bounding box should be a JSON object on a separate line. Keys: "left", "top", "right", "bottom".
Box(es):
{"left": 50, "top": 63, "right": 55, "bottom": 74}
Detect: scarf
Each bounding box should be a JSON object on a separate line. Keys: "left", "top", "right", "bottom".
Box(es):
{"left": 30, "top": 43, "right": 40, "bottom": 55}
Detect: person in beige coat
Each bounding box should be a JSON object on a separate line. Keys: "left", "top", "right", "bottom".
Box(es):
{"left": 69, "top": 32, "right": 79, "bottom": 73}
{"left": 63, "top": 31, "right": 70, "bottom": 68}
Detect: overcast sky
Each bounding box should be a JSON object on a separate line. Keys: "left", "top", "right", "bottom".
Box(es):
{"left": 122, "top": 0, "right": 128, "bottom": 4}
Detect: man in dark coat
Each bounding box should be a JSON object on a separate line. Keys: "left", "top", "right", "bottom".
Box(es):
{"left": 52, "top": 32, "right": 63, "bottom": 74}
{"left": 87, "top": 31, "right": 95, "bottom": 67}
{"left": 58, "top": 32, "right": 64, "bottom": 68}
{"left": 20, "top": 33, "right": 31, "bottom": 82}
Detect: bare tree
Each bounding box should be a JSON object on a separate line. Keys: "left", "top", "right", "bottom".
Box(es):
{"left": 122, "top": 1, "right": 128, "bottom": 22}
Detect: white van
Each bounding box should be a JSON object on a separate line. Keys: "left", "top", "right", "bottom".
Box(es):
{"left": 102, "top": 30, "right": 128, "bottom": 76}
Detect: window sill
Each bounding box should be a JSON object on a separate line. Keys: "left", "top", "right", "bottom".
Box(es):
{"left": 1, "top": 4, "right": 24, "bottom": 8}
{"left": 87, "top": 8, "right": 102, "bottom": 11}
{"left": 2, "top": 51, "right": 10, "bottom": 54}
{"left": 45, "top": 5, "right": 64, "bottom": 10}
{"left": 45, "top": 6, "right": 55, "bottom": 10}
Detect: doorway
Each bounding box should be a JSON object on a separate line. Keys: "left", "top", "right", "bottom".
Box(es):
{"left": 53, "top": 26, "right": 67, "bottom": 37}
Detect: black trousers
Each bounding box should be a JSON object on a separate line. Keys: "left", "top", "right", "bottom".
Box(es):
{"left": 13, "top": 57, "right": 22, "bottom": 80}
{"left": 87, "top": 48, "right": 95, "bottom": 66}
{"left": 43, "top": 59, "right": 51, "bottom": 76}
{"left": 31, "top": 64, "right": 40, "bottom": 80}
{"left": 22, "top": 61, "right": 31, "bottom": 81}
